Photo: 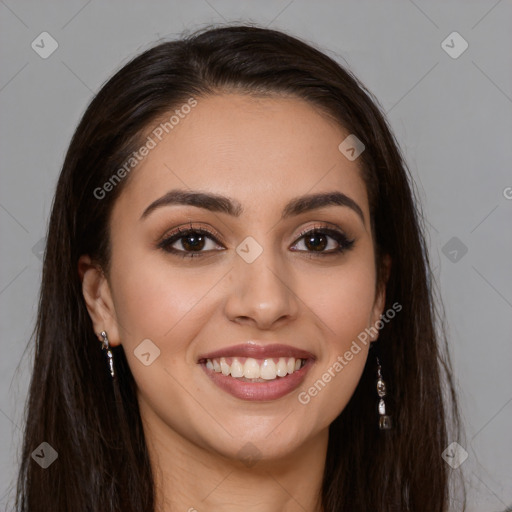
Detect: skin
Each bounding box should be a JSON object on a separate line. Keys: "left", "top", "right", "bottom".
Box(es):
{"left": 79, "top": 93, "right": 390, "bottom": 512}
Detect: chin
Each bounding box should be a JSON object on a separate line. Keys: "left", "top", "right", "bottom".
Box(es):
{"left": 200, "top": 420, "right": 317, "bottom": 465}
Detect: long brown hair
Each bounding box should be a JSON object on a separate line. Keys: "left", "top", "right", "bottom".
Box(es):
{"left": 15, "top": 24, "right": 463, "bottom": 511}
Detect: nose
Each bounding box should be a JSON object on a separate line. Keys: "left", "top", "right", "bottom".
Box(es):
{"left": 223, "top": 246, "right": 300, "bottom": 330}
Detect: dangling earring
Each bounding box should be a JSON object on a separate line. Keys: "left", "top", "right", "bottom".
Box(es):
{"left": 100, "top": 331, "right": 115, "bottom": 379}
{"left": 376, "top": 356, "right": 391, "bottom": 430}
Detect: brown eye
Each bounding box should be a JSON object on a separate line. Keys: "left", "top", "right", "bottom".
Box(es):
{"left": 303, "top": 232, "right": 328, "bottom": 251}
{"left": 291, "top": 227, "right": 355, "bottom": 255}
{"left": 179, "top": 232, "right": 206, "bottom": 251}
{"left": 158, "top": 228, "right": 224, "bottom": 258}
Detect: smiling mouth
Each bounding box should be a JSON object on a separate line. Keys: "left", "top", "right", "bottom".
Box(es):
{"left": 202, "top": 356, "right": 307, "bottom": 382}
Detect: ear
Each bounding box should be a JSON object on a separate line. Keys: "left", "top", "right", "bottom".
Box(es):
{"left": 78, "top": 255, "right": 121, "bottom": 346}
{"left": 369, "top": 254, "right": 392, "bottom": 342}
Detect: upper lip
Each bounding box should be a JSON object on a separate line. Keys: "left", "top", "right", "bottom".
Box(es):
{"left": 198, "top": 342, "right": 315, "bottom": 362}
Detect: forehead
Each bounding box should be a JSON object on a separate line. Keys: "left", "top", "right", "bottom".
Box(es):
{"left": 113, "top": 93, "right": 369, "bottom": 221}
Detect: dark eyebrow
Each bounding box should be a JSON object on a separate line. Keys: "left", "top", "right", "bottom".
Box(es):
{"left": 140, "top": 189, "right": 365, "bottom": 225}
{"left": 140, "top": 190, "right": 243, "bottom": 219}
{"left": 281, "top": 191, "right": 365, "bottom": 225}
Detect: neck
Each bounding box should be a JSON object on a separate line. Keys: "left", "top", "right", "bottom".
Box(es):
{"left": 142, "top": 410, "right": 328, "bottom": 512}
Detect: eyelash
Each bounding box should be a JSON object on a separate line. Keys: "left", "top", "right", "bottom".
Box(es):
{"left": 157, "top": 224, "right": 355, "bottom": 259}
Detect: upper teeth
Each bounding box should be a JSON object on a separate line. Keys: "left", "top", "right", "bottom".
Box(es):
{"left": 205, "top": 357, "right": 304, "bottom": 380}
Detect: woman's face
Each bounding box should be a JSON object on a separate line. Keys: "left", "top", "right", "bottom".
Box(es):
{"left": 82, "top": 93, "right": 387, "bottom": 462}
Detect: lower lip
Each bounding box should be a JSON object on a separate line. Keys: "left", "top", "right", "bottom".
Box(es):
{"left": 200, "top": 359, "right": 314, "bottom": 401}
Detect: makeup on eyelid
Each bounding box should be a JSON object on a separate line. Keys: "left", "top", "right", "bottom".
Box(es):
{"left": 155, "top": 222, "right": 356, "bottom": 258}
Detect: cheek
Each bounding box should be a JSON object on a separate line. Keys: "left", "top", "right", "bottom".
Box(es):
{"left": 109, "top": 252, "right": 226, "bottom": 348}
{"left": 108, "top": 257, "right": 223, "bottom": 399}
{"left": 294, "top": 258, "right": 376, "bottom": 417}
{"left": 301, "top": 259, "right": 377, "bottom": 346}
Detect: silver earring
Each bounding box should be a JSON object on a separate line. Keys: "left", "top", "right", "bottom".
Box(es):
{"left": 376, "top": 357, "right": 391, "bottom": 430}
{"left": 100, "top": 331, "right": 115, "bottom": 379}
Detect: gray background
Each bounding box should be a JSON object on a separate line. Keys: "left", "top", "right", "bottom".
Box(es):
{"left": 1, "top": 1, "right": 511, "bottom": 510}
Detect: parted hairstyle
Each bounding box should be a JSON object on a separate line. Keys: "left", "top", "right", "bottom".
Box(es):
{"left": 15, "top": 24, "right": 464, "bottom": 511}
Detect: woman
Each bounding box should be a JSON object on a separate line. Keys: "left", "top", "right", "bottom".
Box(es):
{"left": 16, "top": 25, "right": 463, "bottom": 511}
